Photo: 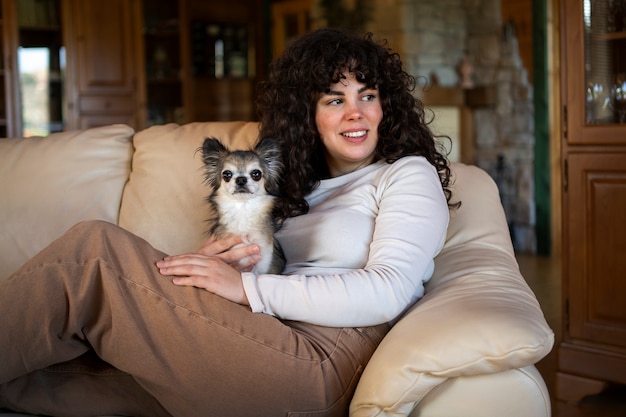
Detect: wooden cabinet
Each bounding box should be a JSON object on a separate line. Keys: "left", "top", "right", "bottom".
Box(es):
{"left": 0, "top": 0, "right": 141, "bottom": 135}
{"left": 557, "top": 0, "right": 626, "bottom": 403}
{"left": 62, "top": 0, "right": 140, "bottom": 129}
{"left": 0, "top": 0, "right": 16, "bottom": 137}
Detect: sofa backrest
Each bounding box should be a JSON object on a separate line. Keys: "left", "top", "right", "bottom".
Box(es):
{"left": 0, "top": 125, "right": 134, "bottom": 280}
{"left": 0, "top": 120, "right": 521, "bottom": 281}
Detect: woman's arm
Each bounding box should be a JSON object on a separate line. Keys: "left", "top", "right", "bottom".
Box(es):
{"left": 242, "top": 157, "right": 450, "bottom": 327}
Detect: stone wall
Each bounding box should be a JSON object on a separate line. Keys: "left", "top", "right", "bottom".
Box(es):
{"left": 369, "top": 0, "right": 467, "bottom": 85}
{"left": 313, "top": 0, "right": 536, "bottom": 252}
{"left": 464, "top": 0, "right": 536, "bottom": 253}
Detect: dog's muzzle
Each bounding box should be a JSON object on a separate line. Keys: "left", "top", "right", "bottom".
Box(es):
{"left": 233, "top": 176, "right": 252, "bottom": 194}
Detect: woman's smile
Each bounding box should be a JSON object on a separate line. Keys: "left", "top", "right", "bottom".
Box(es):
{"left": 342, "top": 130, "right": 368, "bottom": 142}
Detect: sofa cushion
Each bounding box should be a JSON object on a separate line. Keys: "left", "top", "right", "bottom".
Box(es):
{"left": 0, "top": 125, "right": 134, "bottom": 281}
{"left": 350, "top": 164, "right": 554, "bottom": 416}
{"left": 118, "top": 122, "right": 259, "bottom": 256}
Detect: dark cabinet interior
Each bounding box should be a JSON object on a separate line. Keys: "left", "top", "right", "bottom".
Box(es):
{"left": 141, "top": 0, "right": 185, "bottom": 126}
{"left": 140, "top": 0, "right": 266, "bottom": 127}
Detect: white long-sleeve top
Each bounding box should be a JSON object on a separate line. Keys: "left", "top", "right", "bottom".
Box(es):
{"left": 241, "top": 156, "right": 449, "bottom": 327}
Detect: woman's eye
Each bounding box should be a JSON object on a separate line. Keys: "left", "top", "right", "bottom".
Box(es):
{"left": 363, "top": 93, "right": 377, "bottom": 101}
{"left": 222, "top": 171, "right": 233, "bottom": 182}
{"left": 250, "top": 169, "right": 263, "bottom": 181}
{"left": 327, "top": 98, "right": 342, "bottom": 106}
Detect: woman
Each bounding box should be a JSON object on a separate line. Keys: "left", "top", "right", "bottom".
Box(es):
{"left": 0, "top": 28, "right": 453, "bottom": 416}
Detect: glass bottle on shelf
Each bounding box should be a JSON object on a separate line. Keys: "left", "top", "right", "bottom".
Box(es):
{"left": 584, "top": 0, "right": 626, "bottom": 125}
{"left": 190, "top": 22, "right": 249, "bottom": 79}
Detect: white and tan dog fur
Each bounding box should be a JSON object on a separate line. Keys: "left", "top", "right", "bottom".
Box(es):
{"left": 200, "top": 137, "right": 285, "bottom": 275}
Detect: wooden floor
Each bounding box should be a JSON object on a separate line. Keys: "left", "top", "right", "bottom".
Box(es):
{"left": 516, "top": 254, "right": 626, "bottom": 417}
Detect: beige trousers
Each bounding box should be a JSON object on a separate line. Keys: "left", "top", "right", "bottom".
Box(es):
{"left": 0, "top": 221, "right": 389, "bottom": 417}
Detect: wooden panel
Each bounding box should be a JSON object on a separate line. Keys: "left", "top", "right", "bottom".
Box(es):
{"left": 187, "top": 0, "right": 251, "bottom": 22}
{"left": 556, "top": 370, "right": 609, "bottom": 404}
{"left": 62, "top": 0, "right": 139, "bottom": 130}
{"left": 417, "top": 85, "right": 465, "bottom": 107}
{"left": 79, "top": 95, "right": 135, "bottom": 114}
{"left": 78, "top": 114, "right": 136, "bottom": 130}
{"left": 70, "top": 0, "right": 135, "bottom": 94}
{"left": 567, "top": 152, "right": 626, "bottom": 348}
{"left": 558, "top": 342, "right": 626, "bottom": 385}
{"left": 192, "top": 77, "right": 254, "bottom": 121}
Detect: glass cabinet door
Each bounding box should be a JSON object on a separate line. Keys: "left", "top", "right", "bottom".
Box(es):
{"left": 584, "top": 0, "right": 626, "bottom": 124}
{"left": 565, "top": 0, "right": 626, "bottom": 144}
{"left": 142, "top": 0, "right": 185, "bottom": 127}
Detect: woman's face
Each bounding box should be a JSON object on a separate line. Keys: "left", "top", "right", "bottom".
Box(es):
{"left": 315, "top": 72, "right": 383, "bottom": 177}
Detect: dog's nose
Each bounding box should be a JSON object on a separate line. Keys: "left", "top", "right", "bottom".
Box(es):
{"left": 235, "top": 176, "right": 247, "bottom": 186}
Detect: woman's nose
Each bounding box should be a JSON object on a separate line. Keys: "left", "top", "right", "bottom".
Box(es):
{"left": 345, "top": 101, "right": 364, "bottom": 120}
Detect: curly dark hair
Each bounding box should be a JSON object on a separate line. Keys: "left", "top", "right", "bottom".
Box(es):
{"left": 257, "top": 28, "right": 458, "bottom": 221}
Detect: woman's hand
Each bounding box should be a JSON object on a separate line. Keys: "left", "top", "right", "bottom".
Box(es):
{"left": 156, "top": 235, "right": 260, "bottom": 305}
{"left": 197, "top": 235, "right": 261, "bottom": 272}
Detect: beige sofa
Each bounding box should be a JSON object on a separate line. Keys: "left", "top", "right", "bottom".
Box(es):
{"left": 0, "top": 122, "right": 554, "bottom": 417}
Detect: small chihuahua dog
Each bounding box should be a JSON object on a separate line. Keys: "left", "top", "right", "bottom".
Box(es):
{"left": 200, "top": 137, "right": 285, "bottom": 274}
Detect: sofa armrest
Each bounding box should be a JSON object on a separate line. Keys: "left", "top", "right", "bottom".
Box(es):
{"left": 410, "top": 365, "right": 551, "bottom": 417}
{"left": 350, "top": 164, "right": 554, "bottom": 416}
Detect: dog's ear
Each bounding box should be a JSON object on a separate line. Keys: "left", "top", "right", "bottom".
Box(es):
{"left": 254, "top": 137, "right": 283, "bottom": 194}
{"left": 200, "top": 137, "right": 230, "bottom": 189}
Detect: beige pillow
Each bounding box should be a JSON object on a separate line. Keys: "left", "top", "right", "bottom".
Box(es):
{"left": 118, "top": 122, "right": 259, "bottom": 256}
{"left": 0, "top": 125, "right": 134, "bottom": 281}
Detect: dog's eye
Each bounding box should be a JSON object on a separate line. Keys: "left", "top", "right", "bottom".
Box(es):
{"left": 250, "top": 169, "right": 263, "bottom": 181}
{"left": 222, "top": 171, "right": 233, "bottom": 182}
